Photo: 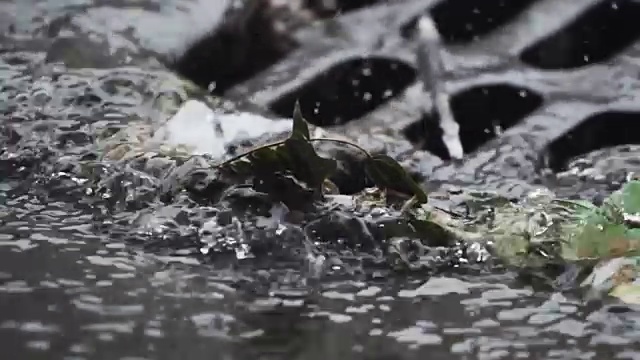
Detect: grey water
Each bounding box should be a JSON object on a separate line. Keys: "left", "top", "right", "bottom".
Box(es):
{"left": 1, "top": 1, "right": 640, "bottom": 359}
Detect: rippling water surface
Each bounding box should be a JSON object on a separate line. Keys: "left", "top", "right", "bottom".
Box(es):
{"left": 2, "top": 1, "right": 640, "bottom": 359}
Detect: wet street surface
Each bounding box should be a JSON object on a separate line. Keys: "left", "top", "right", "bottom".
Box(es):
{"left": 2, "top": 0, "right": 640, "bottom": 359}
{"left": 3, "top": 221, "right": 640, "bottom": 360}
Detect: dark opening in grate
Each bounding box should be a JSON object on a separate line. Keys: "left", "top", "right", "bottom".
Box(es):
{"left": 545, "top": 111, "right": 640, "bottom": 172}
{"left": 304, "top": 0, "right": 384, "bottom": 18}
{"left": 171, "top": 1, "right": 298, "bottom": 95}
{"left": 404, "top": 84, "right": 543, "bottom": 160}
{"left": 269, "top": 57, "right": 416, "bottom": 127}
{"left": 401, "top": 0, "right": 539, "bottom": 44}
{"left": 521, "top": 0, "right": 640, "bottom": 69}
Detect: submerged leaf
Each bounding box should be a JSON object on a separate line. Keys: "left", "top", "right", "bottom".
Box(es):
{"left": 365, "top": 154, "right": 429, "bottom": 204}
{"left": 561, "top": 181, "right": 640, "bottom": 260}
{"left": 408, "top": 204, "right": 482, "bottom": 246}
{"left": 561, "top": 205, "right": 640, "bottom": 260}
{"left": 353, "top": 187, "right": 387, "bottom": 209}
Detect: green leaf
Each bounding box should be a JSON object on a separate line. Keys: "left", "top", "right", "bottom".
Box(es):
{"left": 489, "top": 232, "right": 534, "bottom": 267}
{"left": 220, "top": 158, "right": 254, "bottom": 177}
{"left": 621, "top": 180, "right": 640, "bottom": 214}
{"left": 283, "top": 103, "right": 337, "bottom": 190}
{"left": 252, "top": 171, "right": 316, "bottom": 210}
{"left": 407, "top": 204, "right": 488, "bottom": 247}
{"left": 291, "top": 100, "right": 310, "bottom": 140}
{"left": 365, "top": 154, "right": 429, "bottom": 204}
{"left": 281, "top": 137, "right": 337, "bottom": 191}
{"left": 247, "top": 147, "right": 287, "bottom": 175}
{"left": 408, "top": 206, "right": 457, "bottom": 246}
{"left": 625, "top": 228, "right": 640, "bottom": 240}
{"left": 569, "top": 215, "right": 629, "bottom": 259}
{"left": 201, "top": 101, "right": 343, "bottom": 210}
{"left": 610, "top": 283, "right": 640, "bottom": 304}
{"left": 551, "top": 199, "right": 597, "bottom": 212}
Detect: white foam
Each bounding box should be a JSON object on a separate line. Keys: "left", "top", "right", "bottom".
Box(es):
{"left": 151, "top": 99, "right": 292, "bottom": 158}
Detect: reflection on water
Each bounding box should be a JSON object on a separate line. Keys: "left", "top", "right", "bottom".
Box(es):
{"left": 1, "top": 194, "right": 640, "bottom": 359}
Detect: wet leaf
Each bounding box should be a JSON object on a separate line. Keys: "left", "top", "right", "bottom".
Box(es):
{"left": 365, "top": 154, "right": 429, "bottom": 204}
{"left": 551, "top": 199, "right": 597, "bottom": 212}
{"left": 354, "top": 187, "right": 387, "bottom": 209}
{"left": 464, "top": 191, "right": 512, "bottom": 213}
{"left": 608, "top": 238, "right": 640, "bottom": 259}
{"left": 408, "top": 205, "right": 480, "bottom": 246}
{"left": 572, "top": 221, "right": 629, "bottom": 259}
{"left": 223, "top": 158, "right": 253, "bottom": 177}
{"left": 626, "top": 228, "right": 640, "bottom": 239}
{"left": 558, "top": 181, "right": 640, "bottom": 260}
{"left": 409, "top": 218, "right": 458, "bottom": 247}
{"left": 322, "top": 179, "right": 340, "bottom": 195}
{"left": 281, "top": 137, "right": 337, "bottom": 191}
{"left": 214, "top": 106, "right": 336, "bottom": 201}
{"left": 621, "top": 180, "right": 640, "bottom": 214}
{"left": 252, "top": 171, "right": 316, "bottom": 209}
{"left": 610, "top": 283, "right": 640, "bottom": 304}
{"left": 249, "top": 147, "right": 284, "bottom": 170}
{"left": 490, "top": 232, "right": 536, "bottom": 267}
{"left": 291, "top": 100, "right": 310, "bottom": 140}
{"left": 277, "top": 106, "right": 336, "bottom": 191}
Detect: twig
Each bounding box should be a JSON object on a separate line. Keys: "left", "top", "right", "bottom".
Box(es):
{"left": 415, "top": 15, "right": 463, "bottom": 160}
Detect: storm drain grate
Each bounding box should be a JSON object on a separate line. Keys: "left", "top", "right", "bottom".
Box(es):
{"left": 178, "top": 0, "right": 640, "bottom": 196}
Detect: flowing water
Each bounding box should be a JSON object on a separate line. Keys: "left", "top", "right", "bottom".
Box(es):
{"left": 2, "top": 1, "right": 640, "bottom": 359}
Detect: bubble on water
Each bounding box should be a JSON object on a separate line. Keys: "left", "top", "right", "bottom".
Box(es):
{"left": 235, "top": 243, "right": 253, "bottom": 260}
{"left": 387, "top": 325, "right": 443, "bottom": 348}
{"left": 306, "top": 252, "right": 327, "bottom": 279}
{"left": 525, "top": 187, "right": 555, "bottom": 205}
{"left": 398, "top": 277, "right": 473, "bottom": 298}
{"left": 255, "top": 202, "right": 289, "bottom": 229}
{"left": 466, "top": 241, "right": 491, "bottom": 263}
{"left": 527, "top": 211, "right": 552, "bottom": 240}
